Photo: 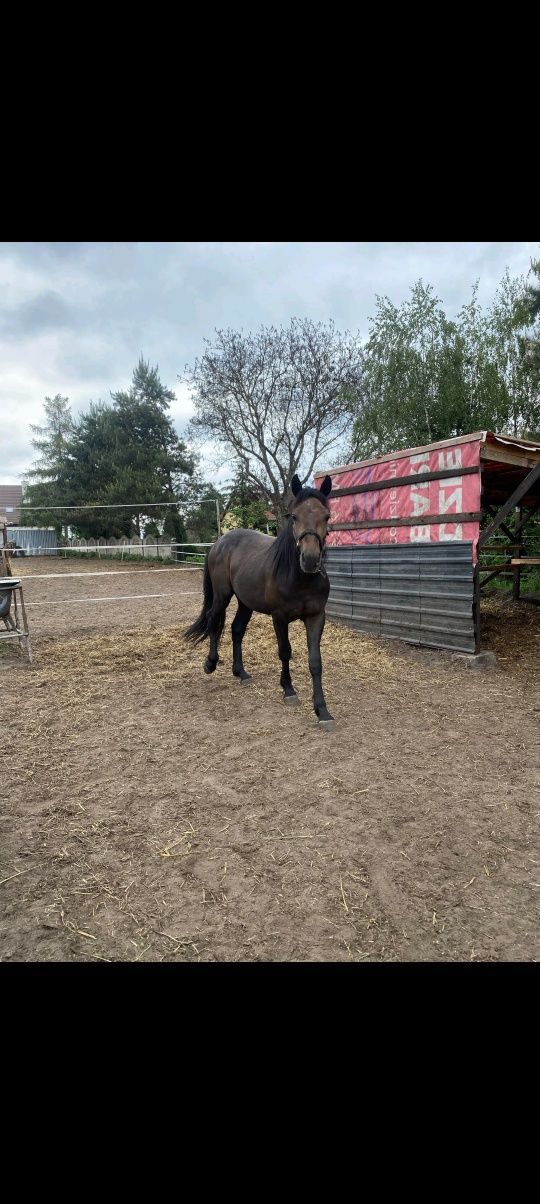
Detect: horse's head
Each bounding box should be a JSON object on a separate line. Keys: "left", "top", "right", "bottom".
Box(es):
{"left": 290, "top": 474, "right": 332, "bottom": 574}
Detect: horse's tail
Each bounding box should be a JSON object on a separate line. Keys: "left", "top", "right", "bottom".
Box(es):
{"left": 183, "top": 551, "right": 219, "bottom": 645}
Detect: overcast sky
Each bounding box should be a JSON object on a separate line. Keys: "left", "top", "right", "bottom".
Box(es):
{"left": 1, "top": 241, "right": 538, "bottom": 485}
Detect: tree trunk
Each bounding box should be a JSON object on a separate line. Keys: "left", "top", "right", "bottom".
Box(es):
{"left": 274, "top": 500, "right": 288, "bottom": 531}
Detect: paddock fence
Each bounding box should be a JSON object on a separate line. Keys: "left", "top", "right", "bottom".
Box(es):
{"left": 9, "top": 535, "right": 211, "bottom": 563}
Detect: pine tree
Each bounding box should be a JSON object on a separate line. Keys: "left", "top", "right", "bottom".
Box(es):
{"left": 22, "top": 395, "right": 74, "bottom": 531}
{"left": 63, "top": 359, "right": 196, "bottom": 538}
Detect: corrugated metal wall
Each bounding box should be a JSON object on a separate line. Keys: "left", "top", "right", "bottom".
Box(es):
{"left": 7, "top": 528, "right": 57, "bottom": 555}
{"left": 325, "top": 542, "right": 478, "bottom": 654}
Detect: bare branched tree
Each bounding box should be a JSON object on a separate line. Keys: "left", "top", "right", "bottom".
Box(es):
{"left": 182, "top": 318, "right": 363, "bottom": 526}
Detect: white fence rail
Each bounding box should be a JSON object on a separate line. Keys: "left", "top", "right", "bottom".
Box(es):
{"left": 13, "top": 538, "right": 212, "bottom": 561}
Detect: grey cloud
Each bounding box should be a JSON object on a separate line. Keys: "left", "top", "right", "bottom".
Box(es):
{"left": 0, "top": 434, "right": 36, "bottom": 481}
{"left": 1, "top": 242, "right": 89, "bottom": 265}
{"left": 55, "top": 345, "right": 122, "bottom": 383}
{"left": 1, "top": 290, "right": 78, "bottom": 337}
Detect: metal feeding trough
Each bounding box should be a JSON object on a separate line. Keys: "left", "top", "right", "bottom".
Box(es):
{"left": 0, "top": 577, "right": 20, "bottom": 615}
{"left": 0, "top": 576, "right": 32, "bottom": 662}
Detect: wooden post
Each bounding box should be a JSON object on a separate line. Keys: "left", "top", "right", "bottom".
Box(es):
{"left": 513, "top": 505, "right": 523, "bottom": 601}
{"left": 473, "top": 563, "right": 481, "bottom": 652}
{"left": 0, "top": 518, "right": 13, "bottom": 577}
{"left": 17, "top": 584, "right": 33, "bottom": 663}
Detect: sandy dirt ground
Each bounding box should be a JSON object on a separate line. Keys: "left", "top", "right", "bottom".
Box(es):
{"left": 1, "top": 556, "right": 539, "bottom": 962}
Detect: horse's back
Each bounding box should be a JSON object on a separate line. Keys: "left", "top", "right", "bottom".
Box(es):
{"left": 214, "top": 528, "right": 274, "bottom": 551}
{"left": 209, "top": 528, "right": 275, "bottom": 611}
{"left": 209, "top": 528, "right": 273, "bottom": 566}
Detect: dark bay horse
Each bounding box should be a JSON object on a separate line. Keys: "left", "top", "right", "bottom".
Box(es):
{"left": 184, "top": 474, "right": 334, "bottom": 726}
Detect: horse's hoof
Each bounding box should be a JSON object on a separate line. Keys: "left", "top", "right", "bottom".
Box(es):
{"left": 204, "top": 660, "right": 217, "bottom": 675}
{"left": 239, "top": 675, "right": 253, "bottom": 686}
{"left": 318, "top": 719, "right": 336, "bottom": 732}
{"left": 283, "top": 693, "right": 299, "bottom": 706}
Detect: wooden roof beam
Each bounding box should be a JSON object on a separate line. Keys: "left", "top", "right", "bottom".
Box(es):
{"left": 478, "top": 463, "right": 540, "bottom": 551}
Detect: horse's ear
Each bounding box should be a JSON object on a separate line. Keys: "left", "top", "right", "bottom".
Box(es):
{"left": 291, "top": 474, "right": 302, "bottom": 497}
{"left": 320, "top": 475, "right": 332, "bottom": 497}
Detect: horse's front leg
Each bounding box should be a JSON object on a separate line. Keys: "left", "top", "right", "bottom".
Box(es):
{"left": 273, "top": 615, "right": 298, "bottom": 705}
{"left": 304, "top": 611, "right": 334, "bottom": 727}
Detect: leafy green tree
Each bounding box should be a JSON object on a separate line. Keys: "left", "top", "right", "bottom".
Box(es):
{"left": 487, "top": 269, "right": 539, "bottom": 437}
{"left": 181, "top": 477, "right": 223, "bottom": 543}
{"left": 352, "top": 283, "right": 469, "bottom": 457}
{"left": 524, "top": 257, "right": 540, "bottom": 322}
{"left": 223, "top": 464, "right": 272, "bottom": 531}
{"left": 518, "top": 257, "right": 540, "bottom": 431}
{"left": 351, "top": 275, "right": 539, "bottom": 459}
{"left": 453, "top": 284, "right": 510, "bottom": 434}
{"left": 162, "top": 508, "right": 188, "bottom": 544}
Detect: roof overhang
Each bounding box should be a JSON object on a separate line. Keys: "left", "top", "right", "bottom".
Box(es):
{"left": 322, "top": 432, "right": 540, "bottom": 509}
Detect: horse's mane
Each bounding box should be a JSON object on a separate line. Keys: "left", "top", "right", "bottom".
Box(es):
{"left": 271, "top": 520, "right": 298, "bottom": 587}
{"left": 271, "top": 486, "right": 330, "bottom": 588}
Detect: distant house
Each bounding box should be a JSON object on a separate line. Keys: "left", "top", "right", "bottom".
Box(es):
{"left": 0, "top": 485, "right": 23, "bottom": 525}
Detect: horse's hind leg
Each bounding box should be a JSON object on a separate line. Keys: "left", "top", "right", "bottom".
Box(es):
{"left": 204, "top": 591, "right": 232, "bottom": 674}
{"left": 272, "top": 616, "right": 298, "bottom": 705}
{"left": 231, "top": 601, "right": 253, "bottom": 683}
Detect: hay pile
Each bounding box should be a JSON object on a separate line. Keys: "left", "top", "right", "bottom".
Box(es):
{"left": 4, "top": 592, "right": 538, "bottom": 698}
{"left": 480, "top": 596, "right": 540, "bottom": 674}
{"left": 29, "top": 612, "right": 399, "bottom": 693}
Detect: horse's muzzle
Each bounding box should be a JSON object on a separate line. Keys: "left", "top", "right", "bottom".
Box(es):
{"left": 297, "top": 529, "right": 324, "bottom": 574}
{"left": 300, "top": 551, "right": 322, "bottom": 574}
